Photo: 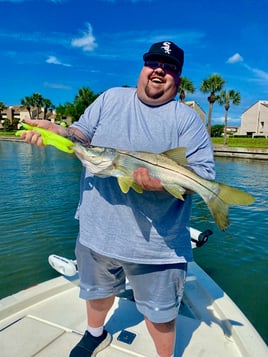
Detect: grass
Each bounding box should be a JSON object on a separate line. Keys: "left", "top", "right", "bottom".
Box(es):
{"left": 0, "top": 130, "right": 18, "bottom": 136}
{"left": 212, "top": 137, "right": 268, "bottom": 149}
{"left": 1, "top": 130, "right": 268, "bottom": 149}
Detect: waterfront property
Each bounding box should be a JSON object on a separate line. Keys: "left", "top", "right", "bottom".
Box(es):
{"left": 185, "top": 100, "right": 206, "bottom": 123}
{"left": 1, "top": 100, "right": 268, "bottom": 137}
{"left": 237, "top": 100, "right": 268, "bottom": 138}
{"left": 0, "top": 106, "right": 72, "bottom": 129}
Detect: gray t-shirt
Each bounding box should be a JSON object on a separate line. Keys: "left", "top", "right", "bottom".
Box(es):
{"left": 72, "top": 87, "right": 215, "bottom": 264}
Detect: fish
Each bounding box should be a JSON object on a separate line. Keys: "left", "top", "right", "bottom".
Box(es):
{"left": 74, "top": 144, "right": 255, "bottom": 230}
{"left": 16, "top": 123, "right": 255, "bottom": 230}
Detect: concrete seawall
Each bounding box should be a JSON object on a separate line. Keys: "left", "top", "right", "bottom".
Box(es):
{"left": 1, "top": 136, "right": 268, "bottom": 160}
{"left": 213, "top": 145, "right": 268, "bottom": 160}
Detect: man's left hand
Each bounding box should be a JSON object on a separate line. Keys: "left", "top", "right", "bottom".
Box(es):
{"left": 133, "top": 167, "right": 163, "bottom": 191}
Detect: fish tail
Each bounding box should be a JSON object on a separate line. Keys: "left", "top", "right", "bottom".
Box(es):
{"left": 206, "top": 183, "right": 255, "bottom": 231}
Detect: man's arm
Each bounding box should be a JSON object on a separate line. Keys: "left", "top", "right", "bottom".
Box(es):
{"left": 21, "top": 118, "right": 89, "bottom": 147}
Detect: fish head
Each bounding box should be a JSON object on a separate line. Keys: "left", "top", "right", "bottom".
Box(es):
{"left": 73, "top": 144, "right": 117, "bottom": 175}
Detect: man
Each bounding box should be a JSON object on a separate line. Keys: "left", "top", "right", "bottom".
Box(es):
{"left": 22, "top": 41, "right": 215, "bottom": 357}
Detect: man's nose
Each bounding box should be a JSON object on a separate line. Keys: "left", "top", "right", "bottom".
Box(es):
{"left": 154, "top": 67, "right": 165, "bottom": 76}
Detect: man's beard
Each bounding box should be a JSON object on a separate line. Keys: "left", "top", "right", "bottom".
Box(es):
{"left": 145, "top": 84, "right": 164, "bottom": 99}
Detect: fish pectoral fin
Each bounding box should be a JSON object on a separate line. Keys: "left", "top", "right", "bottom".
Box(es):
{"left": 117, "top": 177, "right": 143, "bottom": 194}
{"left": 131, "top": 182, "right": 143, "bottom": 194}
{"left": 162, "top": 147, "right": 188, "bottom": 166}
{"left": 163, "top": 185, "right": 185, "bottom": 200}
{"left": 117, "top": 177, "right": 132, "bottom": 193}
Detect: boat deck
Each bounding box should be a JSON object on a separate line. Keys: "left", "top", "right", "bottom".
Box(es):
{"left": 1, "top": 262, "right": 267, "bottom": 357}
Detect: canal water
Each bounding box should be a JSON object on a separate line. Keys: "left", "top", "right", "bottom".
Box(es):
{"left": 0, "top": 141, "right": 267, "bottom": 344}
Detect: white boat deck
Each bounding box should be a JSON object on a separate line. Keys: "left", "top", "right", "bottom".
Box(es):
{"left": 1, "top": 262, "right": 267, "bottom": 357}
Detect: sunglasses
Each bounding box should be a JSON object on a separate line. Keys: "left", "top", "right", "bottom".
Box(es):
{"left": 144, "top": 60, "right": 179, "bottom": 73}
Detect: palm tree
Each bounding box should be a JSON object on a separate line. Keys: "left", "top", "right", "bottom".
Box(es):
{"left": 56, "top": 87, "right": 99, "bottom": 122}
{"left": 21, "top": 96, "right": 33, "bottom": 118}
{"left": 31, "top": 93, "right": 44, "bottom": 119}
{"left": 73, "top": 87, "right": 99, "bottom": 120}
{"left": 178, "top": 77, "right": 195, "bottom": 102}
{"left": 218, "top": 89, "right": 241, "bottom": 145}
{"left": 21, "top": 93, "right": 54, "bottom": 119}
{"left": 200, "top": 74, "right": 225, "bottom": 136}
{"left": 74, "top": 87, "right": 98, "bottom": 108}
{"left": 43, "top": 98, "right": 55, "bottom": 119}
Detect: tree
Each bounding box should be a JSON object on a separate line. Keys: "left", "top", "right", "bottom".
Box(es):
{"left": 211, "top": 124, "right": 224, "bottom": 137}
{"left": 43, "top": 98, "right": 55, "bottom": 120}
{"left": 178, "top": 77, "right": 195, "bottom": 102}
{"left": 200, "top": 74, "right": 225, "bottom": 136}
{"left": 21, "top": 96, "right": 33, "bottom": 118}
{"left": 218, "top": 89, "right": 241, "bottom": 145}
{"left": 56, "top": 87, "right": 99, "bottom": 122}
{"left": 31, "top": 93, "right": 44, "bottom": 119}
{"left": 21, "top": 93, "right": 54, "bottom": 119}
{"left": 75, "top": 87, "right": 98, "bottom": 109}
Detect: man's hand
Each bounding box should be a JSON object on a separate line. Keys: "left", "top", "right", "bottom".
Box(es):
{"left": 133, "top": 167, "right": 163, "bottom": 191}
{"left": 20, "top": 118, "right": 66, "bottom": 147}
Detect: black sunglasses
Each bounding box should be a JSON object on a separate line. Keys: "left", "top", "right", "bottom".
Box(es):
{"left": 144, "top": 60, "right": 179, "bottom": 73}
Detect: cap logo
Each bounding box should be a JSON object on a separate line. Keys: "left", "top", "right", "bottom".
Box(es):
{"left": 161, "top": 41, "right": 172, "bottom": 54}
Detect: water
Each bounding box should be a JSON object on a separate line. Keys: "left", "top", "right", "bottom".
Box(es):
{"left": 1, "top": 141, "right": 267, "bottom": 344}
{"left": 0, "top": 142, "right": 80, "bottom": 298}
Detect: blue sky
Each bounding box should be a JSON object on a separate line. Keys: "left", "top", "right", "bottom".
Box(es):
{"left": 1, "top": 0, "right": 268, "bottom": 126}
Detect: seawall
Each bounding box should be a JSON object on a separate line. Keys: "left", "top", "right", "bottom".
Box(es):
{"left": 1, "top": 136, "right": 268, "bottom": 160}
{"left": 213, "top": 145, "right": 268, "bottom": 160}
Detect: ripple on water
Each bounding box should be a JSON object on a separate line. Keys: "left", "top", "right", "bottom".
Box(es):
{"left": 1, "top": 143, "right": 268, "bottom": 344}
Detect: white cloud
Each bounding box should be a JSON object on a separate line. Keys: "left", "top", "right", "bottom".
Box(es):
{"left": 44, "top": 82, "right": 72, "bottom": 90}
{"left": 71, "top": 23, "right": 98, "bottom": 52}
{"left": 46, "top": 56, "right": 71, "bottom": 67}
{"left": 213, "top": 115, "right": 241, "bottom": 126}
{"left": 242, "top": 63, "right": 268, "bottom": 84}
{"left": 226, "top": 53, "right": 244, "bottom": 64}
{"left": 251, "top": 68, "right": 268, "bottom": 81}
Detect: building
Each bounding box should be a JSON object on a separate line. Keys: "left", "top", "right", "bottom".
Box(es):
{"left": 185, "top": 101, "right": 206, "bottom": 123}
{"left": 225, "top": 126, "right": 239, "bottom": 135}
{"left": 237, "top": 100, "right": 268, "bottom": 137}
{"left": 0, "top": 106, "right": 58, "bottom": 129}
{"left": 0, "top": 106, "right": 28, "bottom": 128}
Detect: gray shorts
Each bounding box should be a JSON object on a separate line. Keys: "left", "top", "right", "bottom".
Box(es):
{"left": 75, "top": 240, "right": 187, "bottom": 323}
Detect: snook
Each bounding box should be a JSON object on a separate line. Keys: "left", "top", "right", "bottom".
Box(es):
{"left": 74, "top": 144, "right": 255, "bottom": 231}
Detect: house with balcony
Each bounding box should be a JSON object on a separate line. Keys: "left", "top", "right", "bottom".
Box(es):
{"left": 0, "top": 106, "right": 58, "bottom": 129}
{"left": 0, "top": 106, "right": 28, "bottom": 128}
{"left": 237, "top": 100, "right": 268, "bottom": 137}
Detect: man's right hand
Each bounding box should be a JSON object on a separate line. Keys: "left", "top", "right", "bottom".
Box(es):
{"left": 20, "top": 118, "right": 65, "bottom": 147}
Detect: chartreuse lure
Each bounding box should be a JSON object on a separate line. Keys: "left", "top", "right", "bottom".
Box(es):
{"left": 16, "top": 122, "right": 74, "bottom": 153}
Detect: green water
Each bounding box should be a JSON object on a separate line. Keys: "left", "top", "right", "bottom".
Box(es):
{"left": 0, "top": 141, "right": 267, "bottom": 344}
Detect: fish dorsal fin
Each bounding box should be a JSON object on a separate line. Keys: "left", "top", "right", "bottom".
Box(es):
{"left": 162, "top": 147, "right": 188, "bottom": 165}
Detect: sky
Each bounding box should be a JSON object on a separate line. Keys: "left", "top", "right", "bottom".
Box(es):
{"left": 1, "top": 0, "right": 268, "bottom": 126}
